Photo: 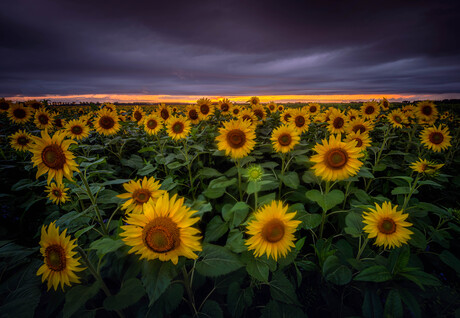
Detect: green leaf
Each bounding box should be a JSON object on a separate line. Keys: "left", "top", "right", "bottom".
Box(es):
{"left": 373, "top": 163, "right": 387, "bottom": 172}
{"left": 204, "top": 216, "right": 229, "bottom": 243}
{"left": 222, "top": 202, "right": 250, "bottom": 228}
{"left": 199, "top": 300, "right": 223, "bottom": 318}
{"left": 389, "top": 246, "right": 410, "bottom": 274}
{"left": 357, "top": 167, "right": 374, "bottom": 179}
{"left": 246, "top": 258, "right": 270, "bottom": 282}
{"left": 322, "top": 255, "right": 351, "bottom": 285}
{"left": 362, "top": 288, "right": 383, "bottom": 318}
{"left": 64, "top": 281, "right": 101, "bottom": 318}
{"left": 399, "top": 269, "right": 440, "bottom": 290}
{"left": 302, "top": 171, "right": 318, "bottom": 184}
{"left": 227, "top": 282, "right": 253, "bottom": 318}
{"left": 74, "top": 225, "right": 95, "bottom": 238}
{"left": 199, "top": 167, "right": 223, "bottom": 178}
{"left": 399, "top": 289, "right": 421, "bottom": 318}
{"left": 409, "top": 228, "right": 427, "bottom": 250}
{"left": 280, "top": 171, "right": 299, "bottom": 189}
{"left": 439, "top": 250, "right": 460, "bottom": 274}
{"left": 344, "top": 212, "right": 363, "bottom": 238}
{"left": 306, "top": 189, "right": 344, "bottom": 212}
{"left": 355, "top": 265, "right": 392, "bottom": 282}
{"left": 384, "top": 289, "right": 403, "bottom": 318}
{"left": 258, "top": 192, "right": 276, "bottom": 206}
{"left": 103, "top": 278, "right": 145, "bottom": 311}
{"left": 89, "top": 237, "right": 125, "bottom": 257}
{"left": 226, "top": 229, "right": 247, "bottom": 253}
{"left": 203, "top": 187, "right": 226, "bottom": 199}
{"left": 196, "top": 244, "right": 244, "bottom": 277}
{"left": 391, "top": 187, "right": 412, "bottom": 195}
{"left": 142, "top": 260, "right": 177, "bottom": 306}
{"left": 299, "top": 213, "right": 322, "bottom": 230}
{"left": 149, "top": 283, "right": 184, "bottom": 317}
{"left": 269, "top": 272, "right": 299, "bottom": 305}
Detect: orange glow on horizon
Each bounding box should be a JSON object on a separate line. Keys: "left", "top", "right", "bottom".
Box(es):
{"left": 5, "top": 93, "right": 458, "bottom": 103}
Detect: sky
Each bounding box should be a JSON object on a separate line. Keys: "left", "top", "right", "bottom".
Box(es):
{"left": 1, "top": 0, "right": 459, "bottom": 102}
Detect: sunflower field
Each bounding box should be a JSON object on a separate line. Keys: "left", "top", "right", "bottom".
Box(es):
{"left": 0, "top": 97, "right": 459, "bottom": 318}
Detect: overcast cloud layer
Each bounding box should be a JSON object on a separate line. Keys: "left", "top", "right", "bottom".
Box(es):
{"left": 1, "top": 0, "right": 459, "bottom": 97}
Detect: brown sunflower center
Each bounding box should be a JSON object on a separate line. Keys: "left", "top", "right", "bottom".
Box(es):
{"left": 54, "top": 118, "right": 63, "bottom": 128}
{"left": 349, "top": 115, "right": 356, "bottom": 121}
{"left": 226, "top": 129, "right": 246, "bottom": 149}
{"left": 365, "top": 106, "right": 375, "bottom": 115}
{"left": 52, "top": 189, "right": 62, "bottom": 197}
{"left": 133, "top": 189, "right": 151, "bottom": 204}
{"left": 13, "top": 108, "right": 26, "bottom": 119}
{"left": 295, "top": 116, "right": 305, "bottom": 127}
{"left": 172, "top": 122, "right": 184, "bottom": 134}
{"left": 200, "top": 104, "right": 210, "bottom": 115}
{"left": 99, "top": 116, "right": 115, "bottom": 129}
{"left": 352, "top": 124, "right": 366, "bottom": 134}
{"left": 71, "top": 125, "right": 83, "bottom": 135}
{"left": 189, "top": 109, "right": 199, "bottom": 120}
{"left": 143, "top": 217, "right": 180, "bottom": 253}
{"left": 278, "top": 106, "right": 283, "bottom": 111}
{"left": 242, "top": 115, "right": 253, "bottom": 123}
{"left": 383, "top": 101, "right": 389, "bottom": 108}
{"left": 254, "top": 109, "right": 264, "bottom": 119}
{"left": 333, "top": 117, "right": 344, "bottom": 128}
{"left": 429, "top": 132, "right": 444, "bottom": 145}
{"left": 147, "top": 119, "right": 158, "bottom": 129}
{"left": 284, "top": 114, "right": 291, "bottom": 122}
{"left": 421, "top": 105, "right": 432, "bottom": 116}
{"left": 310, "top": 106, "right": 317, "bottom": 113}
{"left": 134, "top": 111, "right": 142, "bottom": 121}
{"left": 325, "top": 148, "right": 348, "bottom": 169}
{"left": 221, "top": 104, "right": 229, "bottom": 112}
{"left": 353, "top": 138, "right": 363, "bottom": 148}
{"left": 278, "top": 133, "right": 292, "bottom": 146}
{"left": 45, "top": 244, "right": 66, "bottom": 271}
{"left": 38, "top": 114, "right": 49, "bottom": 125}
{"left": 17, "top": 136, "right": 29, "bottom": 145}
{"left": 160, "top": 109, "right": 169, "bottom": 120}
{"left": 41, "top": 145, "right": 66, "bottom": 169}
{"left": 269, "top": 105, "right": 275, "bottom": 110}
{"left": 378, "top": 218, "right": 396, "bottom": 234}
{"left": 31, "top": 102, "right": 41, "bottom": 110}
{"left": 262, "top": 218, "right": 285, "bottom": 243}
{"left": 393, "top": 115, "right": 402, "bottom": 123}
{"left": 233, "top": 109, "right": 240, "bottom": 115}
{"left": 0, "top": 101, "right": 9, "bottom": 110}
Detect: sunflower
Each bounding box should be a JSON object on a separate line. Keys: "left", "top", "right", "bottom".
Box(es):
{"left": 120, "top": 193, "right": 202, "bottom": 265}
{"left": 30, "top": 130, "right": 79, "bottom": 184}
{"left": 277, "top": 104, "right": 285, "bottom": 112}
{"left": 143, "top": 114, "right": 163, "bottom": 135}
{"left": 248, "top": 96, "right": 260, "bottom": 106}
{"left": 218, "top": 98, "right": 233, "bottom": 114}
{"left": 280, "top": 109, "right": 293, "bottom": 125}
{"left": 306, "top": 103, "right": 321, "bottom": 116}
{"left": 415, "top": 101, "right": 438, "bottom": 122}
{"left": 9, "top": 129, "right": 33, "bottom": 152}
{"left": 245, "top": 200, "right": 301, "bottom": 261}
{"left": 360, "top": 102, "right": 380, "bottom": 120}
{"left": 45, "top": 182, "right": 70, "bottom": 205}
{"left": 410, "top": 158, "right": 444, "bottom": 175}
{"left": 132, "top": 106, "right": 145, "bottom": 125}
{"left": 36, "top": 222, "right": 84, "bottom": 291}
{"left": 52, "top": 115, "right": 66, "bottom": 130}
{"left": 387, "top": 109, "right": 407, "bottom": 128}
{"left": 34, "top": 107, "right": 55, "bottom": 130}
{"left": 290, "top": 109, "right": 310, "bottom": 133}
{"left": 380, "top": 97, "right": 390, "bottom": 110}
{"left": 251, "top": 104, "right": 266, "bottom": 122}
{"left": 245, "top": 165, "right": 265, "bottom": 182}
{"left": 117, "top": 177, "right": 166, "bottom": 214}
{"left": 271, "top": 124, "right": 300, "bottom": 153}
{"left": 216, "top": 119, "right": 256, "bottom": 159}
{"left": 7, "top": 104, "right": 32, "bottom": 124}
{"left": 238, "top": 109, "right": 257, "bottom": 127}
{"left": 362, "top": 201, "right": 413, "bottom": 249}
{"left": 103, "top": 103, "right": 116, "bottom": 112}
{"left": 156, "top": 104, "right": 170, "bottom": 121}
{"left": 0, "top": 98, "right": 11, "bottom": 113}
{"left": 420, "top": 125, "right": 452, "bottom": 152}
{"left": 345, "top": 118, "right": 374, "bottom": 134}
{"left": 94, "top": 108, "right": 120, "bottom": 136}
{"left": 231, "top": 105, "right": 241, "bottom": 117}
{"left": 267, "top": 102, "right": 277, "bottom": 113}
{"left": 64, "top": 119, "right": 90, "bottom": 140}
{"left": 185, "top": 105, "right": 201, "bottom": 124}
{"left": 344, "top": 131, "right": 371, "bottom": 151}
{"left": 166, "top": 116, "right": 191, "bottom": 140}
{"left": 197, "top": 98, "right": 215, "bottom": 120}
{"left": 327, "top": 109, "right": 347, "bottom": 134}
{"left": 310, "top": 134, "right": 364, "bottom": 181}
{"left": 26, "top": 100, "right": 43, "bottom": 111}
{"left": 346, "top": 109, "right": 360, "bottom": 122}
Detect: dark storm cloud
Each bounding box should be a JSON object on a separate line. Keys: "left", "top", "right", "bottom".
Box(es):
{"left": 1, "top": 0, "right": 459, "bottom": 96}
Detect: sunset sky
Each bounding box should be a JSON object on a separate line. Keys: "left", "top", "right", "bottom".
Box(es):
{"left": 1, "top": 0, "right": 459, "bottom": 102}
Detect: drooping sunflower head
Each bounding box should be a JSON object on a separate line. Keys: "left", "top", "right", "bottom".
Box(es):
{"left": 251, "top": 104, "right": 266, "bottom": 122}
{"left": 45, "top": 182, "right": 70, "bottom": 205}
{"left": 246, "top": 200, "right": 301, "bottom": 261}
{"left": 117, "top": 176, "right": 167, "bottom": 214}
{"left": 362, "top": 201, "right": 413, "bottom": 249}
{"left": 215, "top": 119, "right": 256, "bottom": 159}
{"left": 410, "top": 158, "right": 444, "bottom": 175}
{"left": 27, "top": 100, "right": 43, "bottom": 110}
{"left": 65, "top": 119, "right": 90, "bottom": 140}
{"left": 218, "top": 98, "right": 233, "bottom": 114}
{"left": 166, "top": 116, "right": 191, "bottom": 140}
{"left": 270, "top": 124, "right": 300, "bottom": 153}
{"left": 0, "top": 98, "right": 11, "bottom": 112}
{"left": 94, "top": 108, "right": 121, "bottom": 136}
{"left": 387, "top": 109, "right": 407, "bottom": 128}
{"left": 132, "top": 105, "right": 146, "bottom": 125}
{"left": 327, "top": 109, "right": 347, "bottom": 134}
{"left": 52, "top": 115, "right": 66, "bottom": 130}
{"left": 420, "top": 125, "right": 452, "bottom": 152}
{"left": 29, "top": 130, "right": 79, "bottom": 184}
{"left": 185, "top": 105, "right": 201, "bottom": 124}
{"left": 245, "top": 164, "right": 265, "bottom": 182}
{"left": 34, "top": 107, "right": 55, "bottom": 130}
{"left": 197, "top": 98, "right": 215, "bottom": 119}
{"left": 9, "top": 129, "right": 33, "bottom": 152}
{"left": 120, "top": 193, "right": 202, "bottom": 265}
{"left": 380, "top": 97, "right": 390, "bottom": 110}
{"left": 344, "top": 131, "right": 371, "bottom": 151}
{"left": 102, "top": 103, "right": 116, "bottom": 112}
{"left": 248, "top": 96, "right": 260, "bottom": 106}
{"left": 415, "top": 101, "right": 438, "bottom": 121}
{"left": 310, "top": 134, "right": 364, "bottom": 181}
{"left": 7, "top": 104, "right": 32, "bottom": 125}
{"left": 36, "top": 221, "right": 84, "bottom": 291}
{"left": 291, "top": 109, "right": 310, "bottom": 133}
{"left": 143, "top": 113, "right": 163, "bottom": 135}
{"left": 360, "top": 102, "right": 380, "bottom": 119}
{"left": 157, "top": 104, "right": 171, "bottom": 121}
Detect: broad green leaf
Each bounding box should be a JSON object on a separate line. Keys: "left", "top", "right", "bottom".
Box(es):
{"left": 306, "top": 189, "right": 344, "bottom": 212}
{"left": 246, "top": 258, "right": 270, "bottom": 282}
{"left": 362, "top": 288, "right": 383, "bottom": 318}
{"left": 299, "top": 213, "right": 322, "bottom": 230}
{"left": 280, "top": 171, "right": 299, "bottom": 189}
{"left": 226, "top": 229, "right": 246, "bottom": 253}
{"left": 222, "top": 202, "right": 250, "bottom": 228}
{"left": 355, "top": 265, "right": 392, "bottom": 282}
{"left": 384, "top": 289, "right": 403, "bottom": 318}
{"left": 269, "top": 272, "right": 299, "bottom": 305}
{"left": 64, "top": 281, "right": 101, "bottom": 318}
{"left": 344, "top": 212, "right": 363, "bottom": 238}
{"left": 149, "top": 283, "right": 184, "bottom": 317}
{"left": 439, "top": 250, "right": 460, "bottom": 274}
{"left": 103, "top": 278, "right": 145, "bottom": 311}
{"left": 204, "top": 216, "right": 228, "bottom": 243}
{"left": 203, "top": 187, "right": 225, "bottom": 199}
{"left": 196, "top": 244, "right": 244, "bottom": 277}
{"left": 399, "top": 289, "right": 421, "bottom": 318}
{"left": 199, "top": 300, "right": 223, "bottom": 318}
{"left": 89, "top": 237, "right": 124, "bottom": 257}
{"left": 142, "top": 260, "right": 177, "bottom": 306}
{"left": 409, "top": 228, "right": 427, "bottom": 250}
{"left": 391, "top": 186, "right": 412, "bottom": 195}
{"left": 399, "top": 269, "right": 440, "bottom": 290}
{"left": 227, "top": 282, "right": 254, "bottom": 318}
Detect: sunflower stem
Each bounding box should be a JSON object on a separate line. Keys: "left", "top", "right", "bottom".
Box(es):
{"left": 181, "top": 266, "right": 198, "bottom": 317}
{"left": 236, "top": 159, "right": 243, "bottom": 201}
{"left": 79, "top": 172, "right": 108, "bottom": 236}
{"left": 278, "top": 153, "right": 286, "bottom": 199}
{"left": 402, "top": 174, "right": 421, "bottom": 211}
{"left": 356, "top": 237, "right": 369, "bottom": 261}
{"left": 319, "top": 181, "right": 331, "bottom": 239}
